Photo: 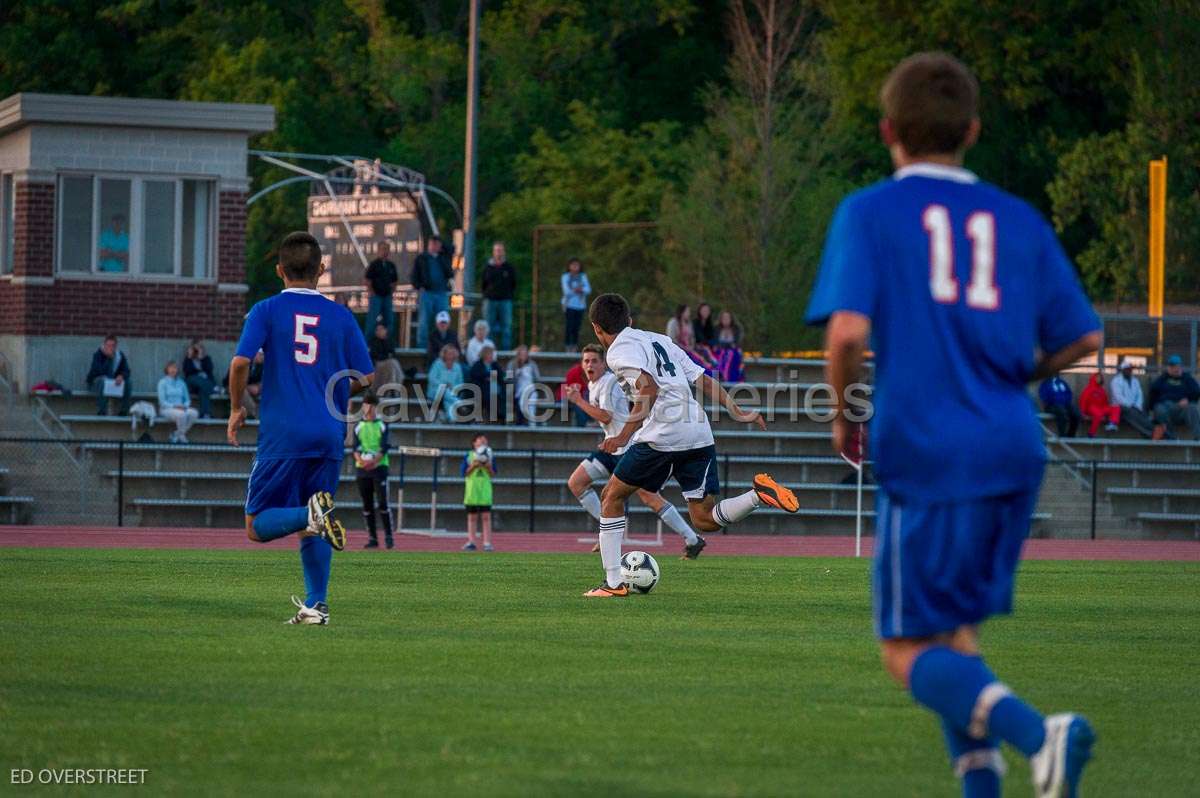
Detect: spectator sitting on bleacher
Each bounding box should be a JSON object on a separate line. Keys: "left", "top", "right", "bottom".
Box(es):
{"left": 713, "top": 310, "right": 745, "bottom": 383}
{"left": 1038, "top": 372, "right": 1079, "bottom": 437}
{"left": 1109, "top": 358, "right": 1154, "bottom": 438}
{"left": 157, "top": 360, "right": 199, "bottom": 444}
{"left": 558, "top": 360, "right": 589, "bottom": 427}
{"left": 1149, "top": 354, "right": 1200, "bottom": 440}
{"left": 1079, "top": 372, "right": 1120, "bottom": 437}
{"left": 693, "top": 302, "right": 716, "bottom": 347}
{"left": 465, "top": 319, "right": 495, "bottom": 366}
{"left": 183, "top": 338, "right": 217, "bottom": 419}
{"left": 225, "top": 350, "right": 264, "bottom": 419}
{"left": 469, "top": 345, "right": 505, "bottom": 423}
{"left": 85, "top": 334, "right": 132, "bottom": 416}
{"left": 368, "top": 322, "right": 403, "bottom": 394}
{"left": 667, "top": 303, "right": 719, "bottom": 376}
{"left": 426, "top": 310, "right": 460, "bottom": 367}
{"left": 427, "top": 343, "right": 466, "bottom": 422}
{"left": 506, "top": 345, "right": 542, "bottom": 425}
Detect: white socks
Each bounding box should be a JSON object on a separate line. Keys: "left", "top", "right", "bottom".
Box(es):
{"left": 598, "top": 515, "right": 625, "bottom": 588}
{"left": 712, "top": 489, "right": 761, "bottom": 527}
{"left": 577, "top": 488, "right": 602, "bottom": 521}
{"left": 658, "top": 505, "right": 698, "bottom": 544}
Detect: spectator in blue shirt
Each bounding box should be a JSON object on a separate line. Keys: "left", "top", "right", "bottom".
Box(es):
{"left": 1039, "top": 373, "right": 1080, "bottom": 437}
{"left": 1148, "top": 354, "right": 1200, "bottom": 440}
{"left": 561, "top": 258, "right": 591, "bottom": 352}
{"left": 98, "top": 214, "right": 129, "bottom": 272}
{"left": 427, "top": 343, "right": 466, "bottom": 421}
{"left": 412, "top": 235, "right": 454, "bottom": 350}
{"left": 158, "top": 360, "right": 199, "bottom": 443}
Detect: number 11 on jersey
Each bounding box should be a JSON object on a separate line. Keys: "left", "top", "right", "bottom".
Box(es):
{"left": 923, "top": 205, "right": 999, "bottom": 310}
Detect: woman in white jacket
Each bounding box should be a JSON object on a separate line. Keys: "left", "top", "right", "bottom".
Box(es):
{"left": 506, "top": 345, "right": 542, "bottom": 425}
{"left": 157, "top": 360, "right": 199, "bottom": 443}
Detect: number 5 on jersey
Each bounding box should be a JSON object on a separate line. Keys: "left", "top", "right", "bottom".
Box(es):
{"left": 294, "top": 314, "right": 320, "bottom": 364}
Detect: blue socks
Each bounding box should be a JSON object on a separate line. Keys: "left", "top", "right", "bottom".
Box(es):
{"left": 941, "top": 721, "right": 1002, "bottom": 798}
{"left": 300, "top": 535, "right": 332, "bottom": 607}
{"left": 910, "top": 646, "right": 1048, "bottom": 787}
{"left": 252, "top": 506, "right": 308, "bottom": 541}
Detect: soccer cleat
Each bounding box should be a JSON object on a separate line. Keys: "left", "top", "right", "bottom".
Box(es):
{"left": 682, "top": 535, "right": 707, "bottom": 560}
{"left": 483, "top": 543, "right": 494, "bottom": 552}
{"left": 753, "top": 474, "right": 800, "bottom": 513}
{"left": 1031, "top": 713, "right": 1095, "bottom": 798}
{"left": 363, "top": 538, "right": 379, "bottom": 549}
{"left": 385, "top": 536, "right": 394, "bottom": 550}
{"left": 306, "top": 491, "right": 345, "bottom": 551}
{"left": 583, "top": 582, "right": 629, "bottom": 598}
{"left": 285, "top": 595, "right": 329, "bottom": 625}
{"left": 462, "top": 541, "right": 477, "bottom": 551}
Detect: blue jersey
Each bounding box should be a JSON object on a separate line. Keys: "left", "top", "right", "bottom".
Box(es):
{"left": 235, "top": 287, "right": 374, "bottom": 461}
{"left": 805, "top": 163, "right": 1099, "bottom": 503}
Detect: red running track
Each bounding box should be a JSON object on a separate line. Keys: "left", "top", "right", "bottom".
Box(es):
{"left": 0, "top": 526, "right": 1197, "bottom": 561}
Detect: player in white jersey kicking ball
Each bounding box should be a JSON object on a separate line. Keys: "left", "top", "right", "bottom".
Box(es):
{"left": 565, "top": 343, "right": 707, "bottom": 560}
{"left": 582, "top": 293, "right": 800, "bottom": 597}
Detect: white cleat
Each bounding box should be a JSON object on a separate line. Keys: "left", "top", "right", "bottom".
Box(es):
{"left": 305, "top": 491, "right": 345, "bottom": 550}
{"left": 284, "top": 595, "right": 329, "bottom": 625}
{"left": 1031, "top": 713, "right": 1095, "bottom": 798}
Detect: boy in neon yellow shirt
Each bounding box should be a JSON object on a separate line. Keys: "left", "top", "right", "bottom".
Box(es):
{"left": 461, "top": 433, "right": 495, "bottom": 551}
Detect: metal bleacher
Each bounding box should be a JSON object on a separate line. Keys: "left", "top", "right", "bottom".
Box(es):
{"left": 15, "top": 347, "right": 1200, "bottom": 539}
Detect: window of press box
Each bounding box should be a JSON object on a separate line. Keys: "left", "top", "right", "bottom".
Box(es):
{"left": 56, "top": 174, "right": 214, "bottom": 279}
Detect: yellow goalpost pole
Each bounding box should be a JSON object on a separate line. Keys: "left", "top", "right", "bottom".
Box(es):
{"left": 1148, "top": 157, "right": 1167, "bottom": 366}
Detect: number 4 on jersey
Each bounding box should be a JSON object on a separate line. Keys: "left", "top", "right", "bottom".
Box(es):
{"left": 651, "top": 342, "right": 676, "bottom": 377}
{"left": 923, "top": 205, "right": 999, "bottom": 310}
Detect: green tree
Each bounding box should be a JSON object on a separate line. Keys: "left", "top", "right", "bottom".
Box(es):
{"left": 662, "top": 0, "right": 850, "bottom": 352}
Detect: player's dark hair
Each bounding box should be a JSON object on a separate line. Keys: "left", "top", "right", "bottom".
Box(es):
{"left": 589, "top": 293, "right": 631, "bottom": 335}
{"left": 278, "top": 231, "right": 323, "bottom": 281}
{"left": 362, "top": 392, "right": 379, "bottom": 406}
{"left": 581, "top": 343, "right": 604, "bottom": 358}
{"left": 471, "top": 433, "right": 487, "bottom": 446}
{"left": 880, "top": 52, "right": 978, "bottom": 157}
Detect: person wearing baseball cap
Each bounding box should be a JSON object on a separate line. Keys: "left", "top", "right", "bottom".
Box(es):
{"left": 1109, "top": 357, "right": 1155, "bottom": 438}
{"left": 1148, "top": 354, "right": 1200, "bottom": 439}
{"left": 426, "top": 309, "right": 461, "bottom": 367}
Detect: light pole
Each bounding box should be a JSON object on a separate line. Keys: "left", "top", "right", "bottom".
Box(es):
{"left": 461, "top": 0, "right": 481, "bottom": 293}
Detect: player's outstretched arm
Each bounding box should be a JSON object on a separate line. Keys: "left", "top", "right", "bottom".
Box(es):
{"left": 824, "top": 311, "right": 871, "bottom": 455}
{"left": 696, "top": 373, "right": 765, "bottom": 431}
{"left": 226, "top": 355, "right": 251, "bottom": 446}
{"left": 1031, "top": 331, "right": 1103, "bottom": 382}
{"left": 600, "top": 371, "right": 657, "bottom": 453}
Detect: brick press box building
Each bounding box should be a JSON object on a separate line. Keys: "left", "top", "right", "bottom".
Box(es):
{"left": 0, "top": 93, "right": 274, "bottom": 394}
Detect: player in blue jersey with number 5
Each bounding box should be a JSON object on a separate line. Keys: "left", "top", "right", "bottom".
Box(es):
{"left": 227, "top": 231, "right": 374, "bottom": 625}
{"left": 806, "top": 54, "right": 1103, "bottom": 797}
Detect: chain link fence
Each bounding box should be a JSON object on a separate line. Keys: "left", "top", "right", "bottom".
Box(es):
{"left": 1, "top": 435, "right": 1196, "bottom": 540}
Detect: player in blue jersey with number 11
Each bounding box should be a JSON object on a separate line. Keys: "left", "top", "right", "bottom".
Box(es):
{"left": 806, "top": 54, "right": 1103, "bottom": 797}
{"left": 227, "top": 232, "right": 374, "bottom": 625}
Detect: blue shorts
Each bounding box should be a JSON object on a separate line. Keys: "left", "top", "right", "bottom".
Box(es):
{"left": 873, "top": 488, "right": 1037, "bottom": 639}
{"left": 581, "top": 450, "right": 620, "bottom": 481}
{"left": 613, "top": 443, "right": 720, "bottom": 501}
{"left": 245, "top": 457, "right": 343, "bottom": 516}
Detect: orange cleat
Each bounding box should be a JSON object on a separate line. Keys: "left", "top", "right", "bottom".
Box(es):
{"left": 583, "top": 583, "right": 630, "bottom": 598}
{"left": 753, "top": 473, "right": 800, "bottom": 513}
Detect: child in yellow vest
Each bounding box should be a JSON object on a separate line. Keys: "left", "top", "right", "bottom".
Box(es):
{"left": 461, "top": 433, "right": 495, "bottom": 551}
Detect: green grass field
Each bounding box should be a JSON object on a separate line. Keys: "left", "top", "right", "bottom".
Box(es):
{"left": 2, "top": 548, "right": 1197, "bottom": 796}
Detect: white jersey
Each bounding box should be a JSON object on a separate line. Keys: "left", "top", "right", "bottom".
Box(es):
{"left": 588, "top": 371, "right": 631, "bottom": 454}
{"left": 605, "top": 326, "right": 714, "bottom": 451}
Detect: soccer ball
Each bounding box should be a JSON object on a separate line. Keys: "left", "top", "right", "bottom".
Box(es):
{"left": 473, "top": 445, "right": 493, "bottom": 465}
{"left": 620, "top": 550, "right": 660, "bottom": 594}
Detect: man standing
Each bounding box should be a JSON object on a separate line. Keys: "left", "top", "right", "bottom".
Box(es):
{"left": 1149, "top": 354, "right": 1200, "bottom": 440}
{"left": 85, "top": 334, "right": 132, "bottom": 415}
{"left": 411, "top": 236, "right": 454, "bottom": 350}
{"left": 364, "top": 241, "right": 399, "bottom": 341}
{"left": 1109, "top": 358, "right": 1154, "bottom": 438}
{"left": 481, "top": 241, "right": 516, "bottom": 351}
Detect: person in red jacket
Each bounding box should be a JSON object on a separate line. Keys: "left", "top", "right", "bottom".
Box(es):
{"left": 1079, "top": 372, "right": 1120, "bottom": 436}
{"left": 558, "top": 362, "right": 589, "bottom": 426}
